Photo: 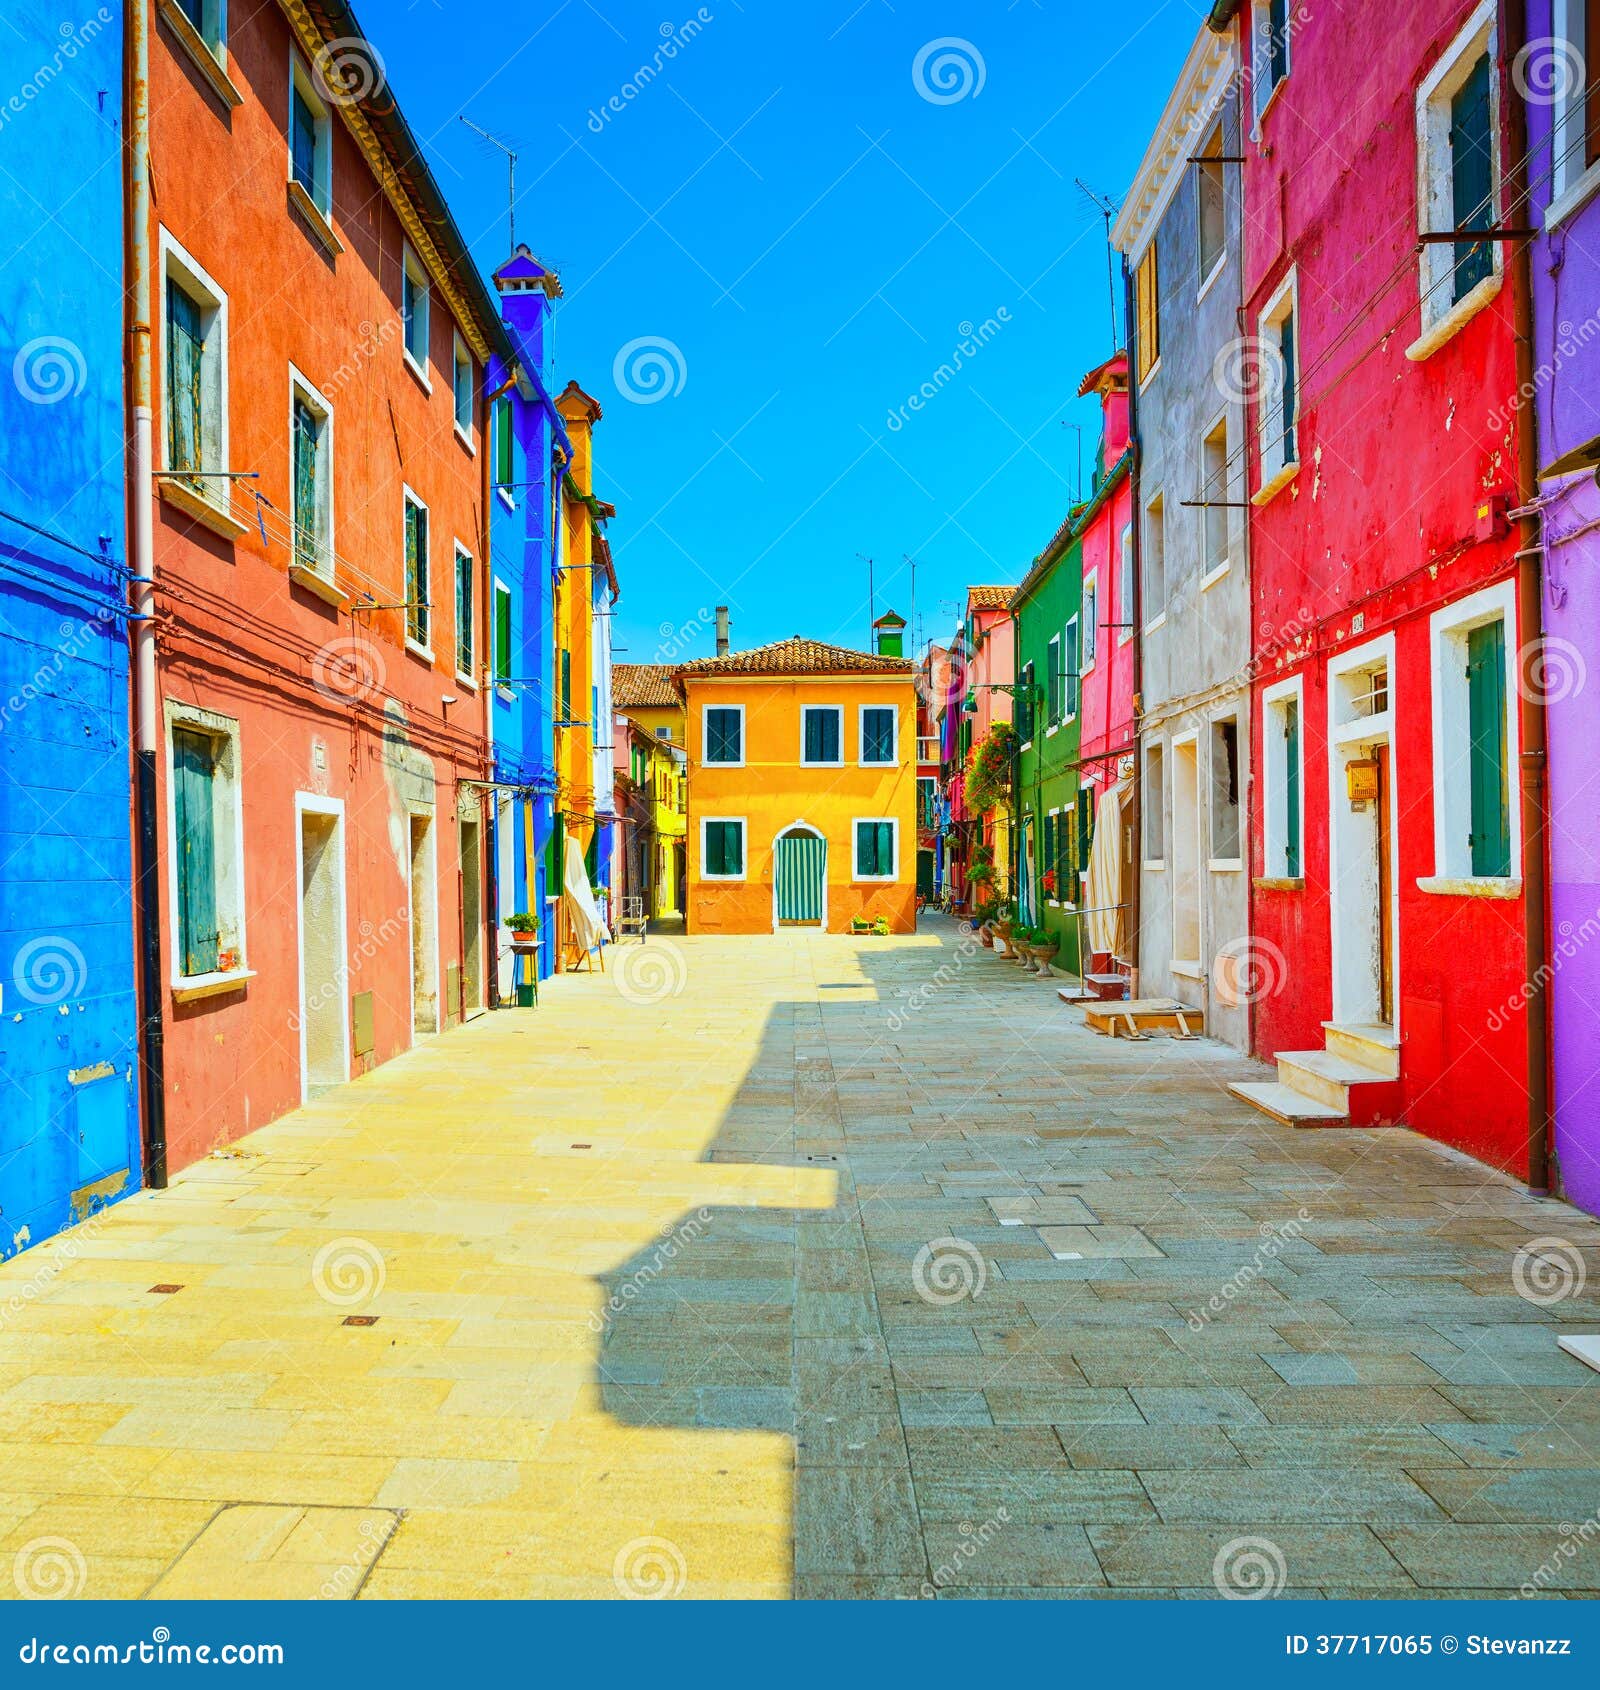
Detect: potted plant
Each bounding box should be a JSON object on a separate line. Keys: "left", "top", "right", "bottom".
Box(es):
{"left": 1029, "top": 926, "right": 1060, "bottom": 978}
{"left": 505, "top": 911, "right": 540, "bottom": 947}
{"left": 1041, "top": 868, "right": 1058, "bottom": 901}
{"left": 973, "top": 899, "right": 997, "bottom": 946}
{"left": 505, "top": 911, "right": 541, "bottom": 1007}
{"left": 992, "top": 899, "right": 1017, "bottom": 957}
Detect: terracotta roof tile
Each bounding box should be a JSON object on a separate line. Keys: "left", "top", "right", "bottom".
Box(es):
{"left": 675, "top": 636, "right": 914, "bottom": 680}
{"left": 966, "top": 584, "right": 1018, "bottom": 611}
{"left": 612, "top": 664, "right": 680, "bottom": 709}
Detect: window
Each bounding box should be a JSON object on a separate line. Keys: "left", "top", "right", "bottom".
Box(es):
{"left": 161, "top": 234, "right": 227, "bottom": 496}
{"left": 917, "top": 777, "right": 937, "bottom": 829}
{"left": 655, "top": 726, "right": 672, "bottom": 740}
{"left": 1416, "top": 5, "right": 1499, "bottom": 337}
{"left": 1263, "top": 681, "right": 1303, "bottom": 878}
{"left": 403, "top": 489, "right": 429, "bottom": 652}
{"left": 289, "top": 54, "right": 332, "bottom": 219}
{"left": 1201, "top": 416, "right": 1231, "bottom": 578}
{"left": 1143, "top": 739, "right": 1165, "bottom": 863}
{"left": 402, "top": 245, "right": 430, "bottom": 378}
{"left": 1064, "top": 616, "right": 1081, "bottom": 719}
{"left": 704, "top": 704, "right": 743, "bottom": 765}
{"left": 1430, "top": 584, "right": 1516, "bottom": 881}
{"left": 1118, "top": 523, "right": 1135, "bottom": 645}
{"left": 1258, "top": 273, "right": 1299, "bottom": 483}
{"left": 802, "top": 705, "right": 843, "bottom": 766}
{"left": 1042, "top": 812, "right": 1056, "bottom": 894}
{"left": 494, "top": 397, "right": 514, "bottom": 500}
{"left": 854, "top": 819, "right": 898, "bottom": 880}
{"left": 1197, "top": 125, "right": 1226, "bottom": 287}
{"left": 289, "top": 368, "right": 332, "bottom": 576}
{"left": 1134, "top": 244, "right": 1160, "bottom": 383}
{"left": 1254, "top": 0, "right": 1292, "bottom": 122}
{"left": 494, "top": 581, "right": 512, "bottom": 686}
{"left": 1144, "top": 494, "right": 1166, "bottom": 626}
{"left": 174, "top": 0, "right": 223, "bottom": 53}
{"left": 455, "top": 546, "right": 475, "bottom": 679}
{"left": 560, "top": 649, "right": 571, "bottom": 721}
{"left": 1082, "top": 573, "right": 1098, "bottom": 674}
{"left": 1553, "top": 0, "right": 1600, "bottom": 200}
{"left": 166, "top": 703, "right": 245, "bottom": 984}
{"left": 860, "top": 705, "right": 897, "bottom": 766}
{"left": 703, "top": 818, "right": 745, "bottom": 879}
{"left": 1046, "top": 633, "right": 1062, "bottom": 725}
{"left": 1210, "top": 717, "right": 1241, "bottom": 861}
{"left": 1017, "top": 660, "right": 1035, "bottom": 742}
{"left": 453, "top": 335, "right": 474, "bottom": 440}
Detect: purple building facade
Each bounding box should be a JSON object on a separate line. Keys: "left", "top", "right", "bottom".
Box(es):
{"left": 1525, "top": 2, "right": 1600, "bottom": 1218}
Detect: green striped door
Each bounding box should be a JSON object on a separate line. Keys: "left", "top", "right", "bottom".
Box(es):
{"left": 776, "top": 830, "right": 825, "bottom": 923}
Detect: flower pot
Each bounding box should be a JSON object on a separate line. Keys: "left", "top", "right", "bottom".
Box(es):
{"left": 1032, "top": 946, "right": 1059, "bottom": 978}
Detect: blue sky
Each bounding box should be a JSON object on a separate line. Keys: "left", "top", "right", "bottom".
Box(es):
{"left": 375, "top": 0, "right": 1194, "bottom": 667}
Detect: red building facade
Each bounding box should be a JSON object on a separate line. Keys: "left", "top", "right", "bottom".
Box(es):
{"left": 1231, "top": 0, "right": 1533, "bottom": 1170}
{"left": 140, "top": 1, "right": 509, "bottom": 1168}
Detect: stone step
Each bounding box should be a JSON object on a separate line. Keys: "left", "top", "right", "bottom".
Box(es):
{"left": 1558, "top": 1334, "right": 1600, "bottom": 1376}
{"left": 1322, "top": 1020, "right": 1401, "bottom": 1079}
{"left": 1228, "top": 1079, "right": 1349, "bottom": 1128}
{"left": 1275, "top": 1047, "right": 1397, "bottom": 1112}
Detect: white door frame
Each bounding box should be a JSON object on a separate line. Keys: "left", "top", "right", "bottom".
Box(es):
{"left": 294, "top": 791, "right": 350, "bottom": 1102}
{"left": 405, "top": 800, "right": 440, "bottom": 1041}
{"left": 771, "top": 818, "right": 828, "bottom": 934}
{"left": 1168, "top": 728, "right": 1203, "bottom": 974}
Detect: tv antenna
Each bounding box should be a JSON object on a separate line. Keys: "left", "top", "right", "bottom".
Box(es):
{"left": 460, "top": 116, "right": 520, "bottom": 253}
{"left": 1074, "top": 179, "right": 1121, "bottom": 353}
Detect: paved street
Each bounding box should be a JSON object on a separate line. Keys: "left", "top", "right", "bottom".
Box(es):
{"left": 3, "top": 917, "right": 1600, "bottom": 1599}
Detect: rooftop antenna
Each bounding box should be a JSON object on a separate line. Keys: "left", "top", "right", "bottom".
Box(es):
{"left": 903, "top": 552, "right": 918, "bottom": 661}
{"left": 1074, "top": 179, "right": 1121, "bottom": 353}
{"left": 459, "top": 116, "right": 520, "bottom": 253}
{"left": 856, "top": 552, "right": 874, "bottom": 646}
{"left": 1060, "top": 421, "right": 1085, "bottom": 501}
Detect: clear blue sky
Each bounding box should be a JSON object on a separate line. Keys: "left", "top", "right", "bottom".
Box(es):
{"left": 374, "top": 0, "right": 1194, "bottom": 667}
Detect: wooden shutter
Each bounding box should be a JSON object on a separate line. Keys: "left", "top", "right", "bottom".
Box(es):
{"left": 1284, "top": 701, "right": 1301, "bottom": 877}
{"left": 1269, "top": 0, "right": 1290, "bottom": 88}
{"left": 560, "top": 648, "right": 571, "bottom": 719}
{"left": 1135, "top": 248, "right": 1160, "bottom": 383}
{"left": 495, "top": 585, "right": 512, "bottom": 682}
{"left": 406, "top": 502, "right": 428, "bottom": 647}
{"left": 166, "top": 286, "right": 203, "bottom": 478}
{"left": 1467, "top": 620, "right": 1511, "bottom": 877}
{"left": 1278, "top": 311, "right": 1298, "bottom": 464}
{"left": 173, "top": 728, "right": 220, "bottom": 977}
{"left": 455, "top": 551, "right": 473, "bottom": 674}
{"left": 1450, "top": 54, "right": 1494, "bottom": 302}
{"left": 292, "top": 397, "right": 317, "bottom": 569}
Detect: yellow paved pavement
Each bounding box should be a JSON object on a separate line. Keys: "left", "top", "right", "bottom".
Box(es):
{"left": 0, "top": 935, "right": 843, "bottom": 1599}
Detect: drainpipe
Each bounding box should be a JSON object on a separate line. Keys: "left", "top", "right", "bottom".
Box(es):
{"left": 1123, "top": 257, "right": 1144, "bottom": 1000}
{"left": 482, "top": 369, "right": 500, "bottom": 1010}
{"left": 128, "top": 0, "right": 166, "bottom": 1189}
{"left": 1501, "top": 0, "right": 1553, "bottom": 1193}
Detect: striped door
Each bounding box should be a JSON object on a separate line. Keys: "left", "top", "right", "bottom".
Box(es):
{"left": 775, "top": 830, "right": 826, "bottom": 923}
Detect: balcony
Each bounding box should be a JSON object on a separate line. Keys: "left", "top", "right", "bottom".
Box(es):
{"left": 916, "top": 737, "right": 940, "bottom": 765}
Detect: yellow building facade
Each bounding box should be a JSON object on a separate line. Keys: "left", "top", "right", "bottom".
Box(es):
{"left": 619, "top": 715, "right": 687, "bottom": 919}
{"left": 676, "top": 638, "right": 917, "bottom": 935}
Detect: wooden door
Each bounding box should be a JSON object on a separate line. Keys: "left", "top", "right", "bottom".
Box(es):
{"left": 1376, "top": 743, "right": 1393, "bottom": 1026}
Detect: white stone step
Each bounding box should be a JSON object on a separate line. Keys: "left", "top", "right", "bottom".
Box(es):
{"left": 1276, "top": 1048, "right": 1396, "bottom": 1111}
{"left": 1558, "top": 1334, "right": 1600, "bottom": 1375}
{"left": 1322, "top": 1021, "right": 1400, "bottom": 1079}
{"left": 1228, "top": 1079, "right": 1348, "bottom": 1127}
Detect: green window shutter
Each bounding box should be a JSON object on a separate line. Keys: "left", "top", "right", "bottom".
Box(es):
{"left": 173, "top": 728, "right": 220, "bottom": 977}
{"left": 291, "top": 82, "right": 317, "bottom": 197}
{"left": 1017, "top": 664, "right": 1034, "bottom": 741}
{"left": 863, "top": 708, "right": 893, "bottom": 763}
{"left": 166, "top": 285, "right": 203, "bottom": 479}
{"left": 495, "top": 585, "right": 512, "bottom": 682}
{"left": 1047, "top": 638, "right": 1061, "bottom": 723}
{"left": 1450, "top": 54, "right": 1494, "bottom": 302}
{"left": 855, "top": 821, "right": 893, "bottom": 877}
{"left": 495, "top": 399, "right": 514, "bottom": 489}
{"left": 455, "top": 551, "right": 473, "bottom": 674}
{"left": 707, "top": 821, "right": 743, "bottom": 877}
{"left": 405, "top": 502, "right": 428, "bottom": 648}
{"left": 1065, "top": 623, "right": 1080, "bottom": 716}
{"left": 1042, "top": 813, "right": 1053, "bottom": 881}
{"left": 708, "top": 708, "right": 740, "bottom": 762}
{"left": 1078, "top": 784, "right": 1093, "bottom": 870}
{"left": 292, "top": 397, "right": 317, "bottom": 568}
{"left": 560, "top": 648, "right": 571, "bottom": 719}
{"left": 1284, "top": 700, "right": 1301, "bottom": 877}
{"left": 1279, "top": 311, "right": 1298, "bottom": 463}
{"left": 1467, "top": 620, "right": 1511, "bottom": 876}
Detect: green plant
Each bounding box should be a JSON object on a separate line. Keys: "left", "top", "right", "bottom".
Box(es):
{"left": 505, "top": 912, "right": 540, "bottom": 936}
{"left": 964, "top": 722, "right": 1017, "bottom": 816}
{"left": 1031, "top": 927, "right": 1057, "bottom": 949}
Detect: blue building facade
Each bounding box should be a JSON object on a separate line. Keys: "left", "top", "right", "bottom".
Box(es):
{"left": 0, "top": 4, "right": 143, "bottom": 1257}
{"left": 488, "top": 247, "right": 570, "bottom": 990}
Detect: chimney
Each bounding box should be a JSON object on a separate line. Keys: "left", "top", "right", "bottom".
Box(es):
{"left": 715, "top": 606, "right": 730, "bottom": 656}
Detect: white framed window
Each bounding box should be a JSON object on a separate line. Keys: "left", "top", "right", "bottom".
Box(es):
{"left": 401, "top": 245, "right": 430, "bottom": 383}
{"left": 493, "top": 396, "right": 515, "bottom": 506}
{"left": 288, "top": 51, "right": 332, "bottom": 222}
{"left": 859, "top": 704, "right": 897, "bottom": 766}
{"left": 402, "top": 485, "right": 430, "bottom": 657}
{"left": 1262, "top": 675, "right": 1304, "bottom": 879}
{"left": 1209, "top": 714, "right": 1242, "bottom": 866}
{"left": 1414, "top": 1, "right": 1500, "bottom": 342}
{"left": 164, "top": 698, "right": 249, "bottom": 992}
{"left": 171, "top": 0, "right": 225, "bottom": 55}
{"left": 159, "top": 230, "right": 229, "bottom": 500}
{"left": 453, "top": 332, "right": 475, "bottom": 445}
{"left": 703, "top": 703, "right": 744, "bottom": 767}
{"left": 1199, "top": 413, "right": 1232, "bottom": 584}
{"left": 1252, "top": 0, "right": 1293, "bottom": 127}
{"left": 1081, "top": 571, "right": 1098, "bottom": 674}
{"left": 1427, "top": 579, "right": 1518, "bottom": 883}
{"left": 1118, "top": 522, "right": 1135, "bottom": 646}
{"left": 1257, "top": 270, "right": 1299, "bottom": 490}
{"left": 1064, "top": 615, "right": 1081, "bottom": 721}
{"left": 701, "top": 816, "right": 746, "bottom": 880}
{"left": 454, "top": 543, "right": 476, "bottom": 684}
{"left": 1551, "top": 0, "right": 1600, "bottom": 216}
{"left": 801, "top": 704, "right": 843, "bottom": 767}
{"left": 1143, "top": 492, "right": 1166, "bottom": 629}
{"left": 1046, "top": 632, "right": 1062, "bottom": 727}
{"left": 655, "top": 725, "right": 673, "bottom": 740}
{"left": 1143, "top": 738, "right": 1166, "bottom": 867}
{"left": 288, "top": 365, "right": 333, "bottom": 577}
{"left": 1196, "top": 122, "right": 1226, "bottom": 292}
{"left": 853, "top": 817, "right": 899, "bottom": 881}
{"left": 493, "top": 577, "right": 512, "bottom": 692}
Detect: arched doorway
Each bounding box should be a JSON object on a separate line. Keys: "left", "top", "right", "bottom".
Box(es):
{"left": 774, "top": 824, "right": 827, "bottom": 929}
